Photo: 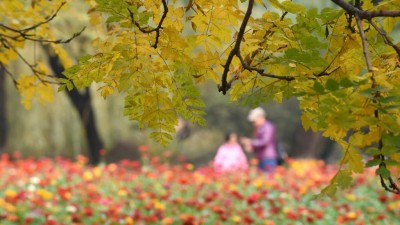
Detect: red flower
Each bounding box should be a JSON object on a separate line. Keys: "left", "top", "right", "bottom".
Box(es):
{"left": 306, "top": 216, "right": 314, "bottom": 223}
{"left": 376, "top": 213, "right": 386, "bottom": 220}
{"left": 286, "top": 211, "right": 301, "bottom": 220}
{"left": 71, "top": 213, "right": 81, "bottom": 223}
{"left": 179, "top": 214, "right": 196, "bottom": 225}
{"left": 230, "top": 190, "right": 243, "bottom": 200}
{"left": 138, "top": 145, "right": 148, "bottom": 152}
{"left": 24, "top": 217, "right": 34, "bottom": 224}
{"left": 243, "top": 215, "right": 254, "bottom": 224}
{"left": 379, "top": 195, "right": 388, "bottom": 203}
{"left": 83, "top": 207, "right": 93, "bottom": 217}
{"left": 247, "top": 193, "right": 259, "bottom": 205}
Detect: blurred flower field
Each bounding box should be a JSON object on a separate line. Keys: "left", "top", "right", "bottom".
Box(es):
{"left": 0, "top": 153, "right": 399, "bottom": 225}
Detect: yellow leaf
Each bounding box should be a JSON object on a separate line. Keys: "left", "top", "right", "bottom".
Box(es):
{"left": 383, "top": 17, "right": 397, "bottom": 33}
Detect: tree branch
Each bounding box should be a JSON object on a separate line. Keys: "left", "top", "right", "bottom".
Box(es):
{"left": 218, "top": 0, "right": 254, "bottom": 94}
{"left": 128, "top": 0, "right": 168, "bottom": 49}
{"left": 218, "top": 0, "right": 293, "bottom": 94}
{"left": 0, "top": 2, "right": 66, "bottom": 34}
{"left": 236, "top": 52, "right": 294, "bottom": 81}
{"left": 3, "top": 39, "right": 59, "bottom": 85}
{"left": 0, "top": 1, "right": 85, "bottom": 45}
{"left": 355, "top": 13, "right": 373, "bottom": 72}
{"left": 369, "top": 20, "right": 400, "bottom": 58}
{"left": 331, "top": 0, "right": 400, "bottom": 19}
{"left": 0, "top": 63, "right": 17, "bottom": 86}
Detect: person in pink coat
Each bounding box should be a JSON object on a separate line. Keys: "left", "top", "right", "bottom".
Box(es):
{"left": 213, "top": 132, "right": 249, "bottom": 173}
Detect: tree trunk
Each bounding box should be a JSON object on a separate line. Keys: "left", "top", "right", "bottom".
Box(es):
{"left": 47, "top": 50, "right": 103, "bottom": 165}
{"left": 290, "top": 123, "right": 335, "bottom": 159}
{"left": 0, "top": 68, "right": 7, "bottom": 153}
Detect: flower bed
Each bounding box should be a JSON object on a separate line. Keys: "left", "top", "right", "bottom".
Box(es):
{"left": 0, "top": 154, "right": 399, "bottom": 224}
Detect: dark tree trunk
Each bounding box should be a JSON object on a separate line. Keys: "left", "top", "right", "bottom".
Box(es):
{"left": 47, "top": 50, "right": 103, "bottom": 165}
{"left": 0, "top": 68, "right": 7, "bottom": 152}
{"left": 290, "top": 123, "right": 335, "bottom": 159}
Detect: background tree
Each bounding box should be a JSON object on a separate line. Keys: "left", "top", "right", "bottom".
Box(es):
{"left": 0, "top": 67, "right": 6, "bottom": 153}
{"left": 47, "top": 48, "right": 104, "bottom": 165}
{"left": 0, "top": 0, "right": 105, "bottom": 163}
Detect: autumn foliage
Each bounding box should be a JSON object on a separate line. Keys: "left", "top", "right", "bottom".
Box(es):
{"left": 1, "top": 0, "right": 400, "bottom": 193}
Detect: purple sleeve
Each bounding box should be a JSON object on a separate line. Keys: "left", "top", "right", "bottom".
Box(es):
{"left": 251, "top": 124, "right": 275, "bottom": 148}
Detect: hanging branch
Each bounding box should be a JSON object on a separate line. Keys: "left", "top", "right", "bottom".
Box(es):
{"left": 331, "top": 0, "right": 400, "bottom": 19}
{"left": 0, "top": 1, "right": 84, "bottom": 87}
{"left": 0, "top": 2, "right": 66, "bottom": 33}
{"left": 128, "top": 0, "right": 168, "bottom": 49}
{"left": 218, "top": 0, "right": 293, "bottom": 95}
{"left": 369, "top": 20, "right": 400, "bottom": 58}
{"left": 2, "top": 39, "right": 60, "bottom": 85}
{"left": 0, "top": 27, "right": 85, "bottom": 44}
{"left": 0, "top": 1, "right": 84, "bottom": 44}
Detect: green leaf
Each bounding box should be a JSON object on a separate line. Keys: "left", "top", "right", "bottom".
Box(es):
{"left": 365, "top": 147, "right": 380, "bottom": 156}
{"left": 326, "top": 79, "right": 339, "bottom": 91}
{"left": 376, "top": 165, "right": 391, "bottom": 179}
{"left": 335, "top": 170, "right": 353, "bottom": 189}
{"left": 319, "top": 8, "right": 343, "bottom": 23}
{"left": 381, "top": 146, "right": 398, "bottom": 156}
{"left": 385, "top": 159, "right": 400, "bottom": 166}
{"left": 299, "top": 36, "right": 326, "bottom": 50}
{"left": 58, "top": 85, "right": 66, "bottom": 92}
{"left": 106, "top": 15, "right": 123, "bottom": 23}
{"left": 319, "top": 184, "right": 337, "bottom": 197}
{"left": 340, "top": 78, "right": 354, "bottom": 88}
{"left": 280, "top": 1, "right": 306, "bottom": 14}
{"left": 383, "top": 134, "right": 400, "bottom": 147}
{"left": 66, "top": 82, "right": 74, "bottom": 91}
{"left": 313, "top": 81, "right": 325, "bottom": 94}
{"left": 379, "top": 96, "right": 400, "bottom": 103}
{"left": 365, "top": 158, "right": 381, "bottom": 167}
{"left": 283, "top": 48, "right": 326, "bottom": 67}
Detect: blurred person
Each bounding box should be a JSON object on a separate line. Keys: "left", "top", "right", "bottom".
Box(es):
{"left": 213, "top": 132, "right": 248, "bottom": 173}
{"left": 241, "top": 107, "right": 278, "bottom": 173}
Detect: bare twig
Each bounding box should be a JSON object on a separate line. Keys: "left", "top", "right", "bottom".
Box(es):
{"left": 128, "top": 0, "right": 168, "bottom": 49}
{"left": 236, "top": 52, "right": 294, "bottom": 81}
{"left": 315, "top": 66, "right": 341, "bottom": 77}
{"left": 369, "top": 20, "right": 400, "bottom": 58}
{"left": 0, "top": 63, "right": 17, "bottom": 86}
{"left": 355, "top": 13, "right": 373, "bottom": 72}
{"left": 0, "top": 1, "right": 85, "bottom": 45}
{"left": 21, "top": 27, "right": 85, "bottom": 44}
{"left": 331, "top": 0, "right": 400, "bottom": 19}
{"left": 2, "top": 39, "right": 59, "bottom": 84}
{"left": 0, "top": 2, "right": 66, "bottom": 34}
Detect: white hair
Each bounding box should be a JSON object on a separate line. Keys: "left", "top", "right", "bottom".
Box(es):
{"left": 248, "top": 107, "right": 266, "bottom": 121}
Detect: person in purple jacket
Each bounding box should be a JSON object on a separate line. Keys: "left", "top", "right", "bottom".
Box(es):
{"left": 241, "top": 107, "right": 278, "bottom": 173}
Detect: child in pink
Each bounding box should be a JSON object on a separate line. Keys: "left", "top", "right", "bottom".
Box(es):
{"left": 213, "top": 132, "right": 248, "bottom": 173}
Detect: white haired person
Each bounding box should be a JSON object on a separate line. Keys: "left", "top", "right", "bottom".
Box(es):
{"left": 241, "top": 107, "right": 278, "bottom": 173}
